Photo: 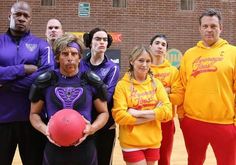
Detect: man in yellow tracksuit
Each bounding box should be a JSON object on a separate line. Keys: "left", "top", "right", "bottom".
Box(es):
{"left": 150, "top": 34, "right": 183, "bottom": 165}
{"left": 178, "top": 8, "right": 236, "bottom": 165}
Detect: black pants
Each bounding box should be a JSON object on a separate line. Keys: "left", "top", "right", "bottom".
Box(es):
{"left": 95, "top": 129, "right": 116, "bottom": 165}
{"left": 0, "top": 121, "right": 46, "bottom": 165}
{"left": 43, "top": 137, "right": 98, "bottom": 165}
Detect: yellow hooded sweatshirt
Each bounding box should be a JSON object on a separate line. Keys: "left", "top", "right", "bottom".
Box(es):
{"left": 112, "top": 73, "right": 172, "bottom": 149}
{"left": 179, "top": 38, "right": 236, "bottom": 124}
{"left": 151, "top": 59, "right": 184, "bottom": 118}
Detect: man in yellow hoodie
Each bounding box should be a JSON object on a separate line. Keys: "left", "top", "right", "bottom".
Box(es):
{"left": 178, "top": 8, "right": 236, "bottom": 165}
{"left": 150, "top": 34, "right": 183, "bottom": 165}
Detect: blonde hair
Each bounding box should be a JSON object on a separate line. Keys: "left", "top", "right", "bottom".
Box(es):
{"left": 128, "top": 45, "right": 157, "bottom": 103}
{"left": 128, "top": 45, "right": 153, "bottom": 78}
{"left": 53, "top": 33, "right": 85, "bottom": 61}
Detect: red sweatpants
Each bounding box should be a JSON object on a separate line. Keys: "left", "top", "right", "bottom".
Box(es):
{"left": 158, "top": 120, "right": 175, "bottom": 165}
{"left": 180, "top": 117, "right": 236, "bottom": 165}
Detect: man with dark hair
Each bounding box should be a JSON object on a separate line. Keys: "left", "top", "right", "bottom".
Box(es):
{"left": 0, "top": 1, "right": 54, "bottom": 164}
{"left": 178, "top": 8, "right": 236, "bottom": 165}
{"left": 198, "top": 8, "right": 222, "bottom": 25}
{"left": 81, "top": 28, "right": 120, "bottom": 165}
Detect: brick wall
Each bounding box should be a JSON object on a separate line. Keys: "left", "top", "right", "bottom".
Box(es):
{"left": 1, "top": 0, "right": 236, "bottom": 75}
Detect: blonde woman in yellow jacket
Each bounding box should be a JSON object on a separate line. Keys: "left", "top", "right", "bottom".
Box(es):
{"left": 112, "top": 45, "right": 172, "bottom": 165}
{"left": 178, "top": 9, "right": 236, "bottom": 165}
{"left": 149, "top": 34, "right": 183, "bottom": 165}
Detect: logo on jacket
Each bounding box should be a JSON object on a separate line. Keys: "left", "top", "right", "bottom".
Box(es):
{"left": 99, "top": 68, "right": 109, "bottom": 78}
{"left": 153, "top": 72, "right": 171, "bottom": 87}
{"left": 191, "top": 56, "right": 223, "bottom": 77}
{"left": 25, "top": 43, "right": 37, "bottom": 52}
{"left": 131, "top": 89, "right": 158, "bottom": 110}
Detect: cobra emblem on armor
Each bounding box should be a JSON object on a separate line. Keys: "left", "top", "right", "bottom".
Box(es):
{"left": 54, "top": 87, "right": 83, "bottom": 108}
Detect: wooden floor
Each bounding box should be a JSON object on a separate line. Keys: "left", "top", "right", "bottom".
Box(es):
{"left": 13, "top": 118, "right": 216, "bottom": 165}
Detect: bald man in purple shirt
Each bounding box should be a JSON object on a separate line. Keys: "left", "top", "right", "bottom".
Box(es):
{"left": 0, "top": 1, "right": 54, "bottom": 165}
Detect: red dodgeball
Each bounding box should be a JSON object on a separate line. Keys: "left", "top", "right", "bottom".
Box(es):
{"left": 48, "top": 109, "right": 86, "bottom": 146}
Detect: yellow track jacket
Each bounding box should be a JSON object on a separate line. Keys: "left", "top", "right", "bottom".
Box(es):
{"left": 179, "top": 38, "right": 236, "bottom": 124}
{"left": 112, "top": 73, "right": 172, "bottom": 149}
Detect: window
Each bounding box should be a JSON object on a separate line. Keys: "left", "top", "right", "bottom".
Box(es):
{"left": 113, "top": 0, "right": 126, "bottom": 8}
{"left": 41, "top": 0, "right": 55, "bottom": 6}
{"left": 181, "top": 0, "right": 193, "bottom": 10}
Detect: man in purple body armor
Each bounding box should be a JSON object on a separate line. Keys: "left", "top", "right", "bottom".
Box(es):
{"left": 29, "top": 33, "right": 109, "bottom": 165}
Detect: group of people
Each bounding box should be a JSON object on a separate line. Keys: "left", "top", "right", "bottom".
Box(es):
{"left": 0, "top": 1, "right": 235, "bottom": 165}
{"left": 0, "top": 1, "right": 119, "bottom": 165}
